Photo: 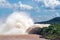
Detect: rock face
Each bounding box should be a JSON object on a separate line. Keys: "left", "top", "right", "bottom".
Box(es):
{"left": 27, "top": 27, "right": 41, "bottom": 34}
{"left": 0, "top": 34, "right": 47, "bottom": 40}
{"left": 26, "top": 24, "right": 50, "bottom": 34}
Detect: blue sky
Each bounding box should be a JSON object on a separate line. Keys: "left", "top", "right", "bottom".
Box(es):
{"left": 0, "top": 0, "right": 60, "bottom": 22}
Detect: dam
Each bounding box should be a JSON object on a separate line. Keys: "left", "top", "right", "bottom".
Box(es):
{"left": 0, "top": 12, "right": 50, "bottom": 35}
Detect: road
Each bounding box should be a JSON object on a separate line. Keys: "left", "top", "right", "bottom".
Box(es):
{"left": 0, "top": 34, "right": 47, "bottom": 40}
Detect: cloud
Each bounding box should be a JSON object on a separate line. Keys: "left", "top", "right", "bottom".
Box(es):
{"left": 33, "top": 0, "right": 60, "bottom": 9}
{"left": 55, "top": 13, "right": 60, "bottom": 17}
{"left": 0, "top": 0, "right": 33, "bottom": 10}
{"left": 32, "top": 0, "right": 42, "bottom": 2}
{"left": 18, "top": 2, "right": 33, "bottom": 10}
{"left": 0, "top": 0, "right": 12, "bottom": 8}
{"left": 43, "top": 0, "right": 60, "bottom": 9}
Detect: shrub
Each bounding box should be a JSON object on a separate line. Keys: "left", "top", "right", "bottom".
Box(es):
{"left": 39, "top": 24, "right": 60, "bottom": 40}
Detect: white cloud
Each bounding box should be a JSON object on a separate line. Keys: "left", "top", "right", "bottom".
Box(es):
{"left": 55, "top": 13, "right": 60, "bottom": 17}
{"left": 32, "top": 0, "right": 42, "bottom": 2}
{"left": 0, "top": 0, "right": 12, "bottom": 8}
{"left": 0, "top": 0, "right": 33, "bottom": 10}
{"left": 18, "top": 2, "right": 33, "bottom": 10}
{"left": 33, "top": 0, "right": 60, "bottom": 9}
{"left": 43, "top": 0, "right": 60, "bottom": 9}
{"left": 34, "top": 7, "right": 41, "bottom": 12}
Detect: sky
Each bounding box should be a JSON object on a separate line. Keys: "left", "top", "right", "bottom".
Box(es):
{"left": 0, "top": 0, "right": 60, "bottom": 22}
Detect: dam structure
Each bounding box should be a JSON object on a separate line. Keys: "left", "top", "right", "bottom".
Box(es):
{"left": 0, "top": 12, "right": 50, "bottom": 35}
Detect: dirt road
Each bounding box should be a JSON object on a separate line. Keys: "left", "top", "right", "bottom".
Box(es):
{"left": 0, "top": 34, "right": 47, "bottom": 40}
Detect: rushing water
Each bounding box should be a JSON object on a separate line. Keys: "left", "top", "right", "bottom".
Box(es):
{"left": 0, "top": 12, "right": 34, "bottom": 34}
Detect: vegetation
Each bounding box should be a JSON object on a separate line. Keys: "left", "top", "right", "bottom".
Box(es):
{"left": 39, "top": 24, "right": 60, "bottom": 40}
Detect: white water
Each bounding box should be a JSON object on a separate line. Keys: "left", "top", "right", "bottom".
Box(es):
{"left": 0, "top": 12, "right": 34, "bottom": 35}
